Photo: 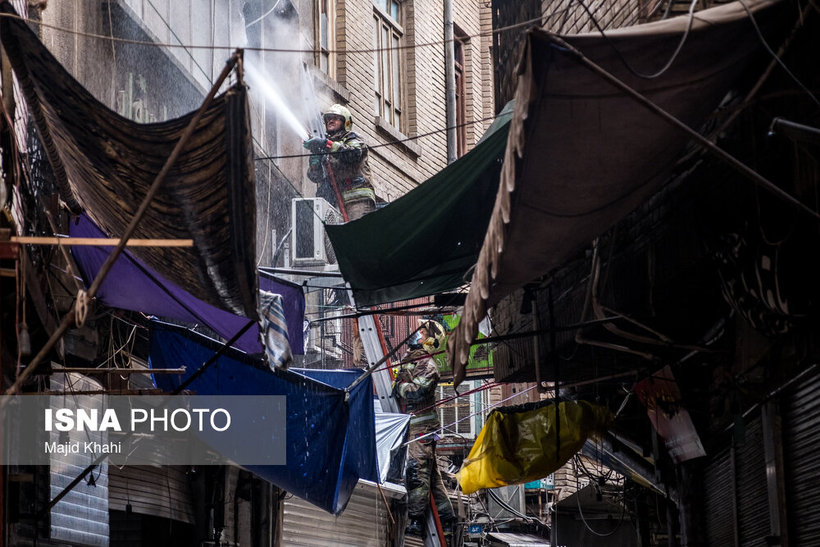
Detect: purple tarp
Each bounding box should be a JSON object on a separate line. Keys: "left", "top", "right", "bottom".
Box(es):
{"left": 70, "top": 214, "right": 304, "bottom": 354}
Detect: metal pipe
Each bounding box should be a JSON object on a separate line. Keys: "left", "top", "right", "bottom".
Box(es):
{"left": 344, "top": 325, "right": 422, "bottom": 397}
{"left": 172, "top": 319, "right": 256, "bottom": 394}
{"left": 769, "top": 117, "right": 820, "bottom": 145}
{"left": 50, "top": 367, "right": 185, "bottom": 375}
{"left": 547, "top": 34, "right": 820, "bottom": 223}
{"left": 260, "top": 266, "right": 344, "bottom": 278}
{"left": 444, "top": 0, "right": 457, "bottom": 163}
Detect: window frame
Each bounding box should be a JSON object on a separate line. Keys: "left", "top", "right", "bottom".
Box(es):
{"left": 454, "top": 35, "right": 467, "bottom": 157}
{"left": 315, "top": 0, "right": 336, "bottom": 78}
{"left": 373, "top": 3, "right": 404, "bottom": 131}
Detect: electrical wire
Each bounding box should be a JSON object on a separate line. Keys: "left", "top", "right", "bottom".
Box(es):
{"left": 255, "top": 113, "right": 503, "bottom": 161}
{"left": 574, "top": 482, "right": 628, "bottom": 537}
{"left": 486, "top": 488, "right": 543, "bottom": 524}
{"left": 572, "top": 0, "right": 699, "bottom": 80}
{"left": 245, "top": 0, "right": 283, "bottom": 28}
{"left": 0, "top": 10, "right": 545, "bottom": 57}
{"left": 737, "top": 0, "right": 820, "bottom": 108}
{"left": 404, "top": 385, "right": 539, "bottom": 446}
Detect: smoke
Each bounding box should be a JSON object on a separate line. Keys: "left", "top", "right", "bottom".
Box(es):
{"left": 242, "top": 0, "right": 328, "bottom": 141}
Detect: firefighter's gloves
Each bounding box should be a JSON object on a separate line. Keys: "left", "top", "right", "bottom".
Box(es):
{"left": 304, "top": 137, "right": 332, "bottom": 154}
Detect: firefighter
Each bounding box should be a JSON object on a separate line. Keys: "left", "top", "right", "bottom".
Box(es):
{"left": 393, "top": 319, "right": 456, "bottom": 540}
{"left": 303, "top": 104, "right": 376, "bottom": 221}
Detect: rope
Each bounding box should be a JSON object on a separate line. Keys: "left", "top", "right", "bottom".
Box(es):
{"left": 74, "top": 289, "right": 89, "bottom": 328}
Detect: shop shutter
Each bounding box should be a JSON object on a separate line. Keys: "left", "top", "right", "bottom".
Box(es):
{"left": 108, "top": 465, "right": 194, "bottom": 524}
{"left": 702, "top": 446, "right": 734, "bottom": 546}
{"left": 782, "top": 369, "right": 820, "bottom": 545}
{"left": 281, "top": 480, "right": 403, "bottom": 546}
{"left": 734, "top": 415, "right": 769, "bottom": 546}
{"left": 49, "top": 373, "right": 109, "bottom": 546}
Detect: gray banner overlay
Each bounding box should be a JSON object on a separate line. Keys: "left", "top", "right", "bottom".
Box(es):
{"left": 0, "top": 395, "right": 286, "bottom": 465}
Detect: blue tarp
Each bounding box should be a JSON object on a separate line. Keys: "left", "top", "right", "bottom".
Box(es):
{"left": 148, "top": 322, "right": 378, "bottom": 514}
{"left": 71, "top": 214, "right": 305, "bottom": 354}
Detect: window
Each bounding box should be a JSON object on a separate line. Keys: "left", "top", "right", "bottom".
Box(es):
{"left": 438, "top": 384, "right": 474, "bottom": 437}
{"left": 373, "top": 2, "right": 403, "bottom": 130}
{"left": 454, "top": 36, "right": 467, "bottom": 157}
{"left": 315, "top": 0, "right": 336, "bottom": 77}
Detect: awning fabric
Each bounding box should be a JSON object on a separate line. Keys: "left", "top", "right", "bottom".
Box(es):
{"left": 457, "top": 400, "right": 612, "bottom": 494}
{"left": 70, "top": 215, "right": 305, "bottom": 354}
{"left": 325, "top": 105, "right": 512, "bottom": 306}
{"left": 374, "top": 410, "right": 411, "bottom": 483}
{"left": 0, "top": 2, "right": 257, "bottom": 317}
{"left": 448, "top": 0, "right": 787, "bottom": 386}
{"left": 149, "top": 322, "right": 378, "bottom": 514}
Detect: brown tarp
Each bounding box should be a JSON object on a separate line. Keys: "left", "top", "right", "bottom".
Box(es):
{"left": 447, "top": 0, "right": 787, "bottom": 386}
{"left": 0, "top": 2, "right": 258, "bottom": 317}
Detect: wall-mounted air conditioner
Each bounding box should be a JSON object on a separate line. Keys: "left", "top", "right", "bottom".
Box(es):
{"left": 291, "top": 198, "right": 343, "bottom": 265}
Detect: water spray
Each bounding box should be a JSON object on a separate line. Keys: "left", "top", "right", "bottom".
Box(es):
{"left": 244, "top": 63, "right": 310, "bottom": 139}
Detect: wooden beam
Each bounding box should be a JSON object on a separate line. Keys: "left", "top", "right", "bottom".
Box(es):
{"left": 10, "top": 236, "right": 194, "bottom": 247}
{"left": 51, "top": 367, "right": 185, "bottom": 375}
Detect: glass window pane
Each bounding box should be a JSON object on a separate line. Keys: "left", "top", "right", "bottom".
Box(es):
{"left": 381, "top": 26, "right": 390, "bottom": 104}
{"left": 320, "top": 13, "right": 328, "bottom": 49}
{"left": 373, "top": 17, "right": 382, "bottom": 113}
{"left": 392, "top": 34, "right": 400, "bottom": 110}
{"left": 391, "top": 0, "right": 399, "bottom": 21}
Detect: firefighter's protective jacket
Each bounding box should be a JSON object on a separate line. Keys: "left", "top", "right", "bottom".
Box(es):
{"left": 307, "top": 130, "right": 375, "bottom": 208}
{"left": 393, "top": 350, "right": 441, "bottom": 435}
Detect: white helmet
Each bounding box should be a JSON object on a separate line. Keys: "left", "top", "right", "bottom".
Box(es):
{"left": 323, "top": 104, "right": 353, "bottom": 132}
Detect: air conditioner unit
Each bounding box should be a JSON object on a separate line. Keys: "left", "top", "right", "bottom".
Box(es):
{"left": 291, "top": 198, "right": 343, "bottom": 265}
{"left": 487, "top": 484, "right": 526, "bottom": 521}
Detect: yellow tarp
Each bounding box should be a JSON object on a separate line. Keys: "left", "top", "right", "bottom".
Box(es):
{"left": 457, "top": 400, "right": 613, "bottom": 494}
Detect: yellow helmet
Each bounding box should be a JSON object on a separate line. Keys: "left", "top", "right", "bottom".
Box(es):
{"left": 323, "top": 104, "right": 353, "bottom": 132}
{"left": 419, "top": 319, "right": 446, "bottom": 354}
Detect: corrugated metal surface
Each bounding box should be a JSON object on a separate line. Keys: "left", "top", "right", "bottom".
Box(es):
{"left": 783, "top": 370, "right": 820, "bottom": 545}
{"left": 49, "top": 373, "right": 109, "bottom": 546}
{"left": 734, "top": 415, "right": 769, "bottom": 546}
{"left": 702, "top": 446, "right": 734, "bottom": 546}
{"left": 108, "top": 465, "right": 194, "bottom": 524}
{"left": 487, "top": 532, "right": 551, "bottom": 546}
{"left": 281, "top": 480, "right": 403, "bottom": 546}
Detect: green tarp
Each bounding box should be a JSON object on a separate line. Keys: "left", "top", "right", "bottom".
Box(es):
{"left": 326, "top": 106, "right": 512, "bottom": 307}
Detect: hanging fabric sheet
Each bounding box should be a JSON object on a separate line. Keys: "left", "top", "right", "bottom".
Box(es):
{"left": 69, "top": 214, "right": 305, "bottom": 354}
{"left": 0, "top": 2, "right": 258, "bottom": 317}
{"left": 148, "top": 322, "right": 378, "bottom": 514}
{"left": 258, "top": 290, "right": 293, "bottom": 369}
{"left": 457, "top": 400, "right": 613, "bottom": 494}
{"left": 447, "top": 0, "right": 790, "bottom": 386}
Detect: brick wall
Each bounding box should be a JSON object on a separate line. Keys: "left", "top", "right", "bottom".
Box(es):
{"left": 312, "top": 0, "right": 493, "bottom": 203}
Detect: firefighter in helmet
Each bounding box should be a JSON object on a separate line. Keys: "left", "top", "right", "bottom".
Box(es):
{"left": 303, "top": 104, "right": 376, "bottom": 221}
{"left": 393, "top": 319, "right": 456, "bottom": 539}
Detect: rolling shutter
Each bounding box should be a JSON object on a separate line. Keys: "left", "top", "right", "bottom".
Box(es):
{"left": 734, "top": 415, "right": 769, "bottom": 546}
{"left": 702, "top": 446, "right": 734, "bottom": 546}
{"left": 281, "top": 480, "right": 403, "bottom": 546}
{"left": 782, "top": 369, "right": 820, "bottom": 545}
{"left": 108, "top": 465, "right": 194, "bottom": 524}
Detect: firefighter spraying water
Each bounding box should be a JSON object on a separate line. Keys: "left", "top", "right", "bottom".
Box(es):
{"left": 303, "top": 104, "right": 376, "bottom": 222}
